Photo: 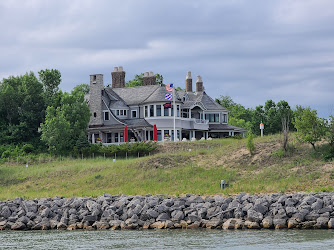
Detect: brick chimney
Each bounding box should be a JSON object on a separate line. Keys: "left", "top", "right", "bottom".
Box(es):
{"left": 185, "top": 71, "right": 192, "bottom": 92}
{"left": 142, "top": 72, "right": 156, "bottom": 86}
{"left": 196, "top": 75, "right": 203, "bottom": 92}
{"left": 111, "top": 66, "right": 125, "bottom": 88}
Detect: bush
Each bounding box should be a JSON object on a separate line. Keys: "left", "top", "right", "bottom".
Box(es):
{"left": 22, "top": 144, "right": 34, "bottom": 154}
{"left": 246, "top": 133, "right": 256, "bottom": 155}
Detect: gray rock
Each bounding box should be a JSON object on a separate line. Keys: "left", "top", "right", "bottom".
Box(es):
{"left": 303, "top": 196, "right": 316, "bottom": 205}
{"left": 11, "top": 221, "right": 26, "bottom": 230}
{"left": 247, "top": 209, "right": 263, "bottom": 223}
{"left": 253, "top": 204, "right": 268, "bottom": 215}
{"left": 1, "top": 206, "right": 11, "bottom": 219}
{"left": 273, "top": 218, "right": 287, "bottom": 229}
{"left": 314, "top": 217, "right": 329, "bottom": 229}
{"left": 262, "top": 216, "right": 273, "bottom": 229}
{"left": 172, "top": 210, "right": 184, "bottom": 221}
{"left": 41, "top": 208, "right": 52, "bottom": 218}
{"left": 206, "top": 217, "right": 222, "bottom": 228}
{"left": 305, "top": 212, "right": 320, "bottom": 221}
{"left": 285, "top": 207, "right": 297, "bottom": 217}
{"left": 83, "top": 215, "right": 97, "bottom": 222}
{"left": 157, "top": 213, "right": 170, "bottom": 221}
{"left": 17, "top": 216, "right": 29, "bottom": 224}
{"left": 328, "top": 218, "right": 334, "bottom": 229}
{"left": 311, "top": 199, "right": 323, "bottom": 211}
{"left": 146, "top": 209, "right": 159, "bottom": 219}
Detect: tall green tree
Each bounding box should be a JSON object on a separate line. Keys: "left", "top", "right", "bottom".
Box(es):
{"left": 40, "top": 87, "right": 90, "bottom": 154}
{"left": 293, "top": 108, "right": 327, "bottom": 150}
{"left": 39, "top": 69, "right": 61, "bottom": 107}
{"left": 0, "top": 72, "right": 45, "bottom": 145}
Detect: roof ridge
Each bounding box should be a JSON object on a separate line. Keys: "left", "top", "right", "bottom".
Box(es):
{"left": 140, "top": 85, "right": 160, "bottom": 104}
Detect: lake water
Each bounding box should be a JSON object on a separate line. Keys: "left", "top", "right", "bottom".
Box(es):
{"left": 1, "top": 229, "right": 334, "bottom": 249}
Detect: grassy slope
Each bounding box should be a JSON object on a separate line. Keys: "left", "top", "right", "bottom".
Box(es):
{"left": 0, "top": 134, "right": 333, "bottom": 200}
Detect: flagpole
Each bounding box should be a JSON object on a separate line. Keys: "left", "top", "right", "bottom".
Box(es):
{"left": 173, "top": 85, "right": 176, "bottom": 142}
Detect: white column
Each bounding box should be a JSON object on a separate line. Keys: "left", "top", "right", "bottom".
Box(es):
{"left": 232, "top": 131, "right": 235, "bottom": 136}
{"left": 206, "top": 131, "right": 209, "bottom": 139}
{"left": 92, "top": 134, "right": 95, "bottom": 144}
{"left": 229, "top": 131, "right": 231, "bottom": 136}
{"left": 189, "top": 109, "right": 191, "bottom": 118}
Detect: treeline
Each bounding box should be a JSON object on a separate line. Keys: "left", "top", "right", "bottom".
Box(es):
{"left": 0, "top": 69, "right": 90, "bottom": 156}
{"left": 216, "top": 95, "right": 334, "bottom": 158}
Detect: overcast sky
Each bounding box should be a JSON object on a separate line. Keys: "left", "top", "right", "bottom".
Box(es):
{"left": 0, "top": 0, "right": 333, "bottom": 118}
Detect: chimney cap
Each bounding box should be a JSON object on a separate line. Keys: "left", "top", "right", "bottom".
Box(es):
{"left": 149, "top": 71, "right": 154, "bottom": 77}
{"left": 118, "top": 66, "right": 123, "bottom": 72}
{"left": 196, "top": 75, "right": 203, "bottom": 82}
{"left": 144, "top": 72, "right": 149, "bottom": 77}
{"left": 186, "top": 71, "right": 192, "bottom": 79}
{"left": 113, "top": 67, "right": 119, "bottom": 72}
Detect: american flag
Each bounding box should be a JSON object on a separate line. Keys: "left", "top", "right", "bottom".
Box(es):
{"left": 166, "top": 83, "right": 173, "bottom": 92}
{"left": 165, "top": 93, "right": 173, "bottom": 100}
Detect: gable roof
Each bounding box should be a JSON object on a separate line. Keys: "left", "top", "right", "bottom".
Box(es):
{"left": 107, "top": 85, "right": 160, "bottom": 106}
{"left": 177, "top": 91, "right": 228, "bottom": 111}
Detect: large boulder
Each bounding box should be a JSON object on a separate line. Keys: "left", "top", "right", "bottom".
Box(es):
{"left": 247, "top": 210, "right": 263, "bottom": 223}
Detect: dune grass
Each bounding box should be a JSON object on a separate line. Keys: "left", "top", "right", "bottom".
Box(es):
{"left": 0, "top": 135, "right": 333, "bottom": 200}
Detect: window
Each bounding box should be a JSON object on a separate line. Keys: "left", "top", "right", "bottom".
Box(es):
{"left": 223, "top": 114, "right": 227, "bottom": 123}
{"left": 205, "top": 114, "right": 220, "bottom": 123}
{"left": 164, "top": 130, "right": 169, "bottom": 139}
{"left": 124, "top": 110, "right": 127, "bottom": 116}
{"left": 104, "top": 111, "right": 110, "bottom": 121}
{"left": 93, "top": 75, "right": 96, "bottom": 83}
{"left": 164, "top": 106, "right": 169, "bottom": 116}
{"left": 94, "top": 112, "right": 97, "bottom": 117}
{"left": 117, "top": 110, "right": 120, "bottom": 116}
{"left": 182, "top": 109, "right": 189, "bottom": 118}
{"left": 156, "top": 105, "right": 161, "bottom": 116}
{"left": 150, "top": 105, "right": 154, "bottom": 117}
{"left": 145, "top": 106, "right": 148, "bottom": 117}
{"left": 132, "top": 110, "right": 137, "bottom": 118}
{"left": 120, "top": 110, "right": 123, "bottom": 116}
{"left": 120, "top": 132, "right": 124, "bottom": 142}
{"left": 177, "top": 105, "right": 180, "bottom": 117}
{"left": 106, "top": 133, "right": 112, "bottom": 143}
{"left": 171, "top": 105, "right": 174, "bottom": 116}
{"left": 115, "top": 133, "right": 119, "bottom": 143}
{"left": 157, "top": 130, "right": 162, "bottom": 141}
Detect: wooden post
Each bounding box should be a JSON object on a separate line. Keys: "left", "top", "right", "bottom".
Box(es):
{"left": 126, "top": 152, "right": 128, "bottom": 160}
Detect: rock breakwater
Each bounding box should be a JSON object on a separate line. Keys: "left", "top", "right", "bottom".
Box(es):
{"left": 1, "top": 192, "right": 334, "bottom": 230}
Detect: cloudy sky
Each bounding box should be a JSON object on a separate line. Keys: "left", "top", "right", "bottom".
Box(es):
{"left": 0, "top": 0, "right": 333, "bottom": 118}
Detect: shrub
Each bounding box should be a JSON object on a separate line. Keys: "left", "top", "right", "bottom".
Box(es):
{"left": 246, "top": 133, "right": 256, "bottom": 155}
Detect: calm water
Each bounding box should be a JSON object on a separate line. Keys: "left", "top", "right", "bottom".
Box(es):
{"left": 1, "top": 229, "right": 334, "bottom": 249}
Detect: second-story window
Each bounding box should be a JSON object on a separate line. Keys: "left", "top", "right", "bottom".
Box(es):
{"left": 164, "top": 105, "right": 169, "bottom": 116}
{"left": 223, "top": 114, "right": 227, "bottom": 123}
{"left": 145, "top": 106, "right": 148, "bottom": 117}
{"left": 156, "top": 105, "right": 161, "bottom": 116}
{"left": 150, "top": 105, "right": 154, "bottom": 117}
{"left": 132, "top": 110, "right": 137, "bottom": 118}
{"left": 205, "top": 114, "right": 220, "bottom": 123}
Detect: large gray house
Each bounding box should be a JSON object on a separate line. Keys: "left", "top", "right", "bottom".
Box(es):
{"left": 87, "top": 67, "right": 245, "bottom": 144}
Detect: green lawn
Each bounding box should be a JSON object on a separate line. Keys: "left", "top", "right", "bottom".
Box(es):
{"left": 0, "top": 135, "right": 333, "bottom": 200}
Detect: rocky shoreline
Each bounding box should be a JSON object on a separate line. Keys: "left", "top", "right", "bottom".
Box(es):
{"left": 1, "top": 192, "right": 334, "bottom": 231}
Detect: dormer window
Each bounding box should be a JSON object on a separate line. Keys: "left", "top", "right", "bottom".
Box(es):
{"left": 115, "top": 109, "right": 127, "bottom": 117}
{"left": 132, "top": 110, "right": 137, "bottom": 118}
